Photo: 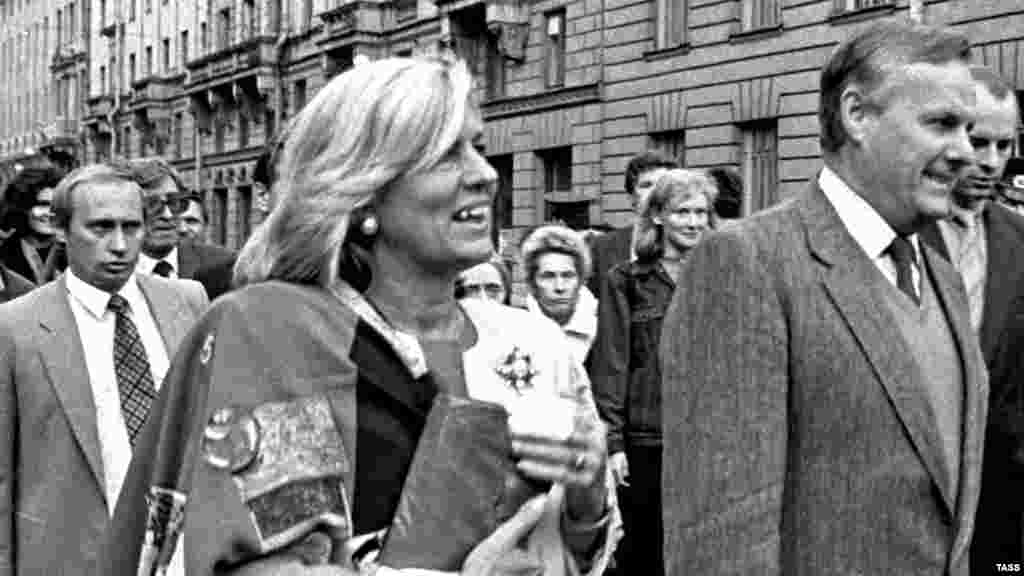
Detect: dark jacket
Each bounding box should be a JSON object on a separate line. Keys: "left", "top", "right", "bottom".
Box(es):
{"left": 586, "top": 227, "right": 632, "bottom": 298}
{"left": 0, "top": 266, "right": 34, "bottom": 303}
{"left": 921, "top": 202, "right": 1024, "bottom": 570}
{"left": 177, "top": 240, "right": 237, "bottom": 300}
{"left": 591, "top": 259, "right": 675, "bottom": 453}
{"left": 0, "top": 238, "right": 65, "bottom": 285}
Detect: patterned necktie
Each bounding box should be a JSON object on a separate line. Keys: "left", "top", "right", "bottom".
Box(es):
{"left": 954, "top": 212, "right": 985, "bottom": 332}
{"left": 152, "top": 260, "right": 174, "bottom": 278}
{"left": 887, "top": 236, "right": 919, "bottom": 305}
{"left": 108, "top": 294, "right": 156, "bottom": 446}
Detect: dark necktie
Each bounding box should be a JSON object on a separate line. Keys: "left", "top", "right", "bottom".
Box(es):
{"left": 108, "top": 294, "right": 156, "bottom": 446}
{"left": 887, "top": 236, "right": 919, "bottom": 305}
{"left": 152, "top": 260, "right": 174, "bottom": 278}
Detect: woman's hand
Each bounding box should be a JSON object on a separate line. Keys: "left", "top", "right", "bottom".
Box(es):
{"left": 510, "top": 402, "right": 609, "bottom": 522}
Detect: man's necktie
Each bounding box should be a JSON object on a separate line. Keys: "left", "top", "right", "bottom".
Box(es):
{"left": 887, "top": 236, "right": 919, "bottom": 305}
{"left": 152, "top": 260, "right": 174, "bottom": 278}
{"left": 954, "top": 212, "right": 985, "bottom": 332}
{"left": 108, "top": 294, "right": 156, "bottom": 446}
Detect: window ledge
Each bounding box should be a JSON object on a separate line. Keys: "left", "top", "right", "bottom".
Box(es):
{"left": 644, "top": 42, "right": 691, "bottom": 62}
{"left": 729, "top": 23, "right": 783, "bottom": 44}
{"left": 828, "top": 3, "right": 896, "bottom": 25}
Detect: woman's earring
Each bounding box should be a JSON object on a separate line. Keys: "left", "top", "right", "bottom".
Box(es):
{"left": 360, "top": 214, "right": 379, "bottom": 236}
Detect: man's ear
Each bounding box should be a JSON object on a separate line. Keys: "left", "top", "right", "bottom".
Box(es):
{"left": 54, "top": 226, "right": 67, "bottom": 245}
{"left": 840, "top": 84, "right": 875, "bottom": 146}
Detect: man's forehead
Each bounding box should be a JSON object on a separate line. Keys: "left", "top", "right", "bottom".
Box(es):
{"left": 971, "top": 85, "right": 1020, "bottom": 131}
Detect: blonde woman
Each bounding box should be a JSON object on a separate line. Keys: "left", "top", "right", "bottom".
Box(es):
{"left": 103, "top": 57, "right": 618, "bottom": 576}
{"left": 590, "top": 169, "right": 716, "bottom": 576}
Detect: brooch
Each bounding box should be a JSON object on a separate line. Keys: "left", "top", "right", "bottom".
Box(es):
{"left": 495, "top": 346, "right": 539, "bottom": 395}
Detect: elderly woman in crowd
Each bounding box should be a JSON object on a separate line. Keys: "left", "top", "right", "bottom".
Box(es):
{"left": 0, "top": 165, "right": 67, "bottom": 284}
{"left": 103, "top": 56, "right": 618, "bottom": 576}
{"left": 455, "top": 255, "right": 513, "bottom": 305}
{"left": 590, "top": 169, "right": 716, "bottom": 576}
{"left": 520, "top": 224, "right": 598, "bottom": 365}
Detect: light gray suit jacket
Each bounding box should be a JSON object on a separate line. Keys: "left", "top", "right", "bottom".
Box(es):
{"left": 662, "top": 181, "right": 989, "bottom": 575}
{"left": 0, "top": 273, "right": 207, "bottom": 575}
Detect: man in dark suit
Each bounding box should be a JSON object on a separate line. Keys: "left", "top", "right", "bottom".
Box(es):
{"left": 586, "top": 151, "right": 676, "bottom": 298}
{"left": 129, "top": 157, "right": 237, "bottom": 300}
{"left": 0, "top": 163, "right": 208, "bottom": 574}
{"left": 919, "top": 67, "right": 1024, "bottom": 571}
{"left": 662, "top": 22, "right": 988, "bottom": 575}
{"left": 0, "top": 260, "right": 33, "bottom": 303}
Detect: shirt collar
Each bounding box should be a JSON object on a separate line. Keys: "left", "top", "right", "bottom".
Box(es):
{"left": 65, "top": 267, "right": 144, "bottom": 320}
{"left": 818, "top": 166, "right": 920, "bottom": 260}
{"left": 524, "top": 286, "right": 599, "bottom": 340}
{"left": 137, "top": 246, "right": 179, "bottom": 275}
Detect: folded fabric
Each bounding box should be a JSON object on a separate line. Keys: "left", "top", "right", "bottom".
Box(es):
{"left": 379, "top": 393, "right": 545, "bottom": 570}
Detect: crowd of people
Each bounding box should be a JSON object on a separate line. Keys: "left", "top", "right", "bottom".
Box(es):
{"left": 1, "top": 17, "right": 1024, "bottom": 576}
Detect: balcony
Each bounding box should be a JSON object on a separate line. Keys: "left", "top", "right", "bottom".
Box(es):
{"left": 50, "top": 42, "right": 87, "bottom": 72}
{"left": 318, "top": 1, "right": 388, "bottom": 52}
{"left": 437, "top": 0, "right": 529, "bottom": 63}
{"left": 186, "top": 38, "right": 277, "bottom": 91}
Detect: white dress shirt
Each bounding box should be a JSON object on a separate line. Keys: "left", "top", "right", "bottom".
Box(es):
{"left": 819, "top": 167, "right": 922, "bottom": 294}
{"left": 137, "top": 246, "right": 180, "bottom": 278}
{"left": 65, "top": 269, "right": 171, "bottom": 513}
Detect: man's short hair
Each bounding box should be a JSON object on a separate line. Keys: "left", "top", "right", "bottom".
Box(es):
{"left": 129, "top": 156, "right": 187, "bottom": 194}
{"left": 624, "top": 150, "right": 678, "bottom": 196}
{"left": 51, "top": 162, "right": 141, "bottom": 230}
{"left": 819, "top": 20, "right": 972, "bottom": 154}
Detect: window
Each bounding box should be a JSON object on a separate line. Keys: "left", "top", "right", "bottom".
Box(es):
{"left": 218, "top": 8, "right": 233, "bottom": 51}
{"left": 294, "top": 79, "right": 307, "bottom": 113}
{"left": 145, "top": 0, "right": 152, "bottom": 14}
{"left": 489, "top": 154, "right": 514, "bottom": 243}
{"left": 655, "top": 0, "right": 687, "bottom": 49}
{"left": 741, "top": 121, "right": 778, "bottom": 213}
{"left": 162, "top": 38, "right": 170, "bottom": 72}
{"left": 100, "top": 66, "right": 107, "bottom": 94}
{"left": 129, "top": 52, "right": 136, "bottom": 84}
{"left": 56, "top": 9, "right": 62, "bottom": 45}
{"left": 243, "top": 0, "right": 256, "bottom": 38}
{"left": 129, "top": 0, "right": 135, "bottom": 21}
{"left": 544, "top": 10, "right": 566, "bottom": 88}
{"left": 834, "top": 0, "right": 894, "bottom": 10}
{"left": 741, "top": 0, "right": 779, "bottom": 31}
{"left": 174, "top": 112, "right": 183, "bottom": 158}
{"left": 485, "top": 35, "right": 505, "bottom": 100}
{"left": 214, "top": 187, "right": 229, "bottom": 245}
{"left": 68, "top": 2, "right": 75, "bottom": 42}
{"left": 301, "top": 0, "right": 313, "bottom": 28}
{"left": 123, "top": 126, "right": 132, "bottom": 157}
{"left": 649, "top": 130, "right": 686, "bottom": 166}
{"left": 108, "top": 55, "right": 115, "bottom": 91}
{"left": 395, "top": 0, "right": 416, "bottom": 22}
{"left": 214, "top": 117, "right": 225, "bottom": 153}
{"left": 200, "top": 22, "right": 208, "bottom": 52}
{"left": 264, "top": 107, "right": 275, "bottom": 136}
{"left": 546, "top": 200, "right": 590, "bottom": 229}
{"left": 180, "top": 31, "right": 189, "bottom": 66}
{"left": 235, "top": 185, "right": 252, "bottom": 247}
{"left": 539, "top": 147, "right": 572, "bottom": 194}
{"left": 238, "top": 110, "right": 249, "bottom": 147}
{"left": 145, "top": 45, "right": 152, "bottom": 77}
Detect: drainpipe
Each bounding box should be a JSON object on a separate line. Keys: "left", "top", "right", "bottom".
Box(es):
{"left": 272, "top": 0, "right": 287, "bottom": 141}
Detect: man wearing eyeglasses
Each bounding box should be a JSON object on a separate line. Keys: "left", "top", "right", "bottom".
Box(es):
{"left": 129, "top": 157, "right": 237, "bottom": 300}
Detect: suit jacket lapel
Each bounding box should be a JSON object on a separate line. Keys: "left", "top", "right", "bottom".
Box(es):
{"left": 36, "top": 276, "right": 106, "bottom": 492}
{"left": 925, "top": 244, "right": 989, "bottom": 561}
{"left": 137, "top": 275, "right": 189, "bottom": 354}
{"left": 798, "top": 183, "right": 956, "bottom": 513}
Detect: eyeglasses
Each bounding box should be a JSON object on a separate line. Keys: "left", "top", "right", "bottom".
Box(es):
{"left": 144, "top": 194, "right": 191, "bottom": 215}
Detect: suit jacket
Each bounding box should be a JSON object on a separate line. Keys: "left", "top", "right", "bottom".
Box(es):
{"left": 0, "top": 273, "right": 208, "bottom": 575}
{"left": 921, "top": 202, "right": 1024, "bottom": 568}
{"left": 177, "top": 240, "right": 237, "bottom": 301}
{"left": 0, "top": 266, "right": 33, "bottom": 304}
{"left": 661, "top": 181, "right": 989, "bottom": 575}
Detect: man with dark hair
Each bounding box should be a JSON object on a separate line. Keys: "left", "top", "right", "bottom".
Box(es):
{"left": 129, "top": 157, "right": 237, "bottom": 300}
{"left": 176, "top": 193, "right": 207, "bottom": 241}
{"left": 999, "top": 157, "right": 1024, "bottom": 215}
{"left": 663, "top": 21, "right": 986, "bottom": 574}
{"left": 0, "top": 163, "right": 207, "bottom": 574}
{"left": 586, "top": 150, "right": 677, "bottom": 297}
{"left": 919, "top": 66, "right": 1024, "bottom": 571}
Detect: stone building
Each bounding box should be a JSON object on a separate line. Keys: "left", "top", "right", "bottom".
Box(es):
{"left": 0, "top": 0, "right": 86, "bottom": 184}
{"left": 2, "top": 0, "right": 1023, "bottom": 252}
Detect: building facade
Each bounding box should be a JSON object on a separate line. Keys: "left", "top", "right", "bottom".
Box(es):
{"left": 0, "top": 0, "right": 86, "bottom": 184}
{"left": 2, "top": 0, "right": 1023, "bottom": 254}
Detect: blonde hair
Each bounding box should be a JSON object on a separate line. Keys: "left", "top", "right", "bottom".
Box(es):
{"left": 233, "top": 56, "right": 474, "bottom": 288}
{"left": 634, "top": 169, "right": 717, "bottom": 263}
{"left": 519, "top": 224, "right": 593, "bottom": 286}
